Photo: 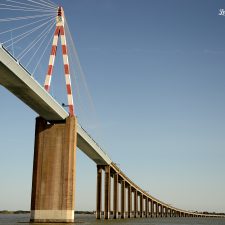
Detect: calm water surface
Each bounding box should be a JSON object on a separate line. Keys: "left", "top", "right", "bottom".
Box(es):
{"left": 0, "top": 214, "right": 225, "bottom": 225}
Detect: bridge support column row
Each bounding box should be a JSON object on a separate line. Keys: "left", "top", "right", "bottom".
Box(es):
{"left": 96, "top": 165, "right": 202, "bottom": 220}
{"left": 30, "top": 116, "right": 77, "bottom": 223}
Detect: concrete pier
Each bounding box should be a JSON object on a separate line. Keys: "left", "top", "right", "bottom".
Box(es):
{"left": 156, "top": 202, "right": 159, "bottom": 217}
{"left": 140, "top": 194, "right": 143, "bottom": 217}
{"left": 160, "top": 205, "right": 163, "bottom": 217}
{"left": 134, "top": 190, "right": 138, "bottom": 218}
{"left": 150, "top": 200, "right": 154, "bottom": 217}
{"left": 145, "top": 197, "right": 149, "bottom": 217}
{"left": 165, "top": 207, "right": 168, "bottom": 217}
{"left": 96, "top": 166, "right": 102, "bottom": 219}
{"left": 104, "top": 166, "right": 111, "bottom": 219}
{"left": 113, "top": 173, "right": 118, "bottom": 219}
{"left": 30, "top": 116, "right": 77, "bottom": 223}
{"left": 121, "top": 180, "right": 126, "bottom": 218}
{"left": 128, "top": 186, "right": 132, "bottom": 218}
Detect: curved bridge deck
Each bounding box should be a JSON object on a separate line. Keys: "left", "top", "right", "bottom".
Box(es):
{"left": 0, "top": 44, "right": 223, "bottom": 219}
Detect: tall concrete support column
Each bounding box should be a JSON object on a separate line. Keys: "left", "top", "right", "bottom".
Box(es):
{"left": 165, "top": 207, "right": 168, "bottom": 217}
{"left": 161, "top": 205, "right": 163, "bottom": 217}
{"left": 104, "top": 166, "right": 111, "bottom": 219}
{"left": 163, "top": 206, "right": 166, "bottom": 217}
{"left": 134, "top": 190, "right": 138, "bottom": 218}
{"left": 153, "top": 202, "right": 155, "bottom": 217}
{"left": 170, "top": 209, "right": 172, "bottom": 217}
{"left": 128, "top": 186, "right": 132, "bottom": 218}
{"left": 156, "top": 203, "right": 159, "bottom": 217}
{"left": 30, "top": 116, "right": 77, "bottom": 223}
{"left": 153, "top": 202, "right": 156, "bottom": 217}
{"left": 140, "top": 194, "right": 143, "bottom": 218}
{"left": 161, "top": 205, "right": 164, "bottom": 217}
{"left": 145, "top": 198, "right": 149, "bottom": 218}
{"left": 113, "top": 173, "right": 118, "bottom": 219}
{"left": 150, "top": 200, "right": 154, "bottom": 217}
{"left": 96, "top": 166, "right": 102, "bottom": 219}
{"left": 121, "top": 180, "right": 126, "bottom": 219}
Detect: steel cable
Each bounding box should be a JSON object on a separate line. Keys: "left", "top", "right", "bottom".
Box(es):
{"left": 25, "top": 20, "right": 56, "bottom": 67}
{"left": 17, "top": 18, "right": 56, "bottom": 60}
{"left": 0, "top": 15, "right": 55, "bottom": 35}
{"left": 0, "top": 13, "right": 56, "bottom": 22}
{"left": 3, "top": 0, "right": 56, "bottom": 10}
{"left": 4, "top": 19, "right": 53, "bottom": 47}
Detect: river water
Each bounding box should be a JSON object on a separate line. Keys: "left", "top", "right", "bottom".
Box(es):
{"left": 0, "top": 214, "right": 225, "bottom": 225}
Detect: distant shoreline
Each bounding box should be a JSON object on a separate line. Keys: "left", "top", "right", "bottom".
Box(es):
{"left": 0, "top": 211, "right": 30, "bottom": 214}
{"left": 0, "top": 210, "right": 224, "bottom": 217}
{"left": 0, "top": 210, "right": 95, "bottom": 215}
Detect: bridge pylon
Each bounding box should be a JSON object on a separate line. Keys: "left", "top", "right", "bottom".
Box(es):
{"left": 44, "top": 6, "right": 75, "bottom": 116}
{"left": 30, "top": 6, "right": 77, "bottom": 223}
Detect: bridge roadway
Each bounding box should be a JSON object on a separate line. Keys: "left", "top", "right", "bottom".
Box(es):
{"left": 0, "top": 44, "right": 222, "bottom": 219}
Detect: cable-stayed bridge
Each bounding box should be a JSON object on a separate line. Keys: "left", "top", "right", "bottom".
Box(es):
{"left": 0, "top": 0, "right": 224, "bottom": 223}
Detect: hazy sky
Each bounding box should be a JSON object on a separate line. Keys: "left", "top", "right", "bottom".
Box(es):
{"left": 0, "top": 0, "right": 225, "bottom": 213}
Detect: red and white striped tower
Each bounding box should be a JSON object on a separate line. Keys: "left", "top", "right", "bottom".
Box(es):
{"left": 44, "top": 6, "right": 74, "bottom": 115}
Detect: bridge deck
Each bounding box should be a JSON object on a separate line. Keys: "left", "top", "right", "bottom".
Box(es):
{"left": 0, "top": 44, "right": 111, "bottom": 165}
